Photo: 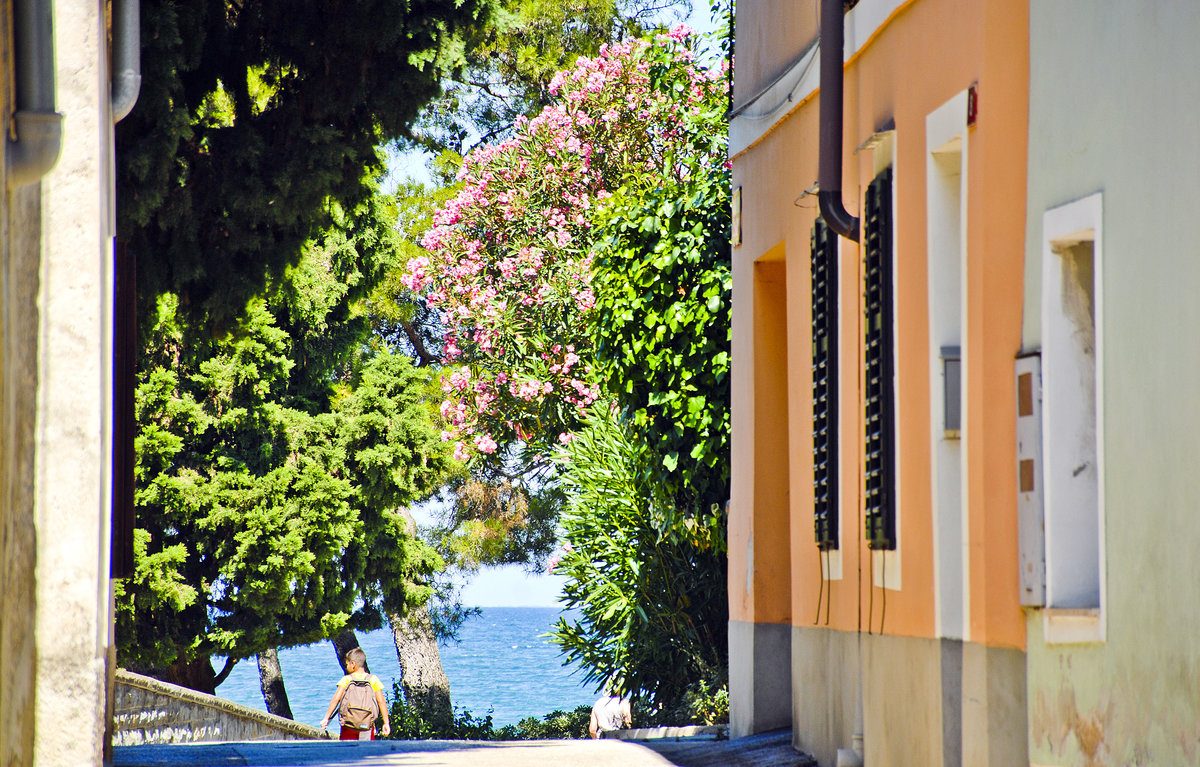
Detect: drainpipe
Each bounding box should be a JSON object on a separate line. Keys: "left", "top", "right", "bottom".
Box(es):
{"left": 110, "top": 0, "right": 141, "bottom": 123}
{"left": 8, "top": 0, "right": 63, "bottom": 188}
{"left": 821, "top": 2, "right": 864, "bottom": 759}
{"left": 818, "top": 0, "right": 859, "bottom": 242}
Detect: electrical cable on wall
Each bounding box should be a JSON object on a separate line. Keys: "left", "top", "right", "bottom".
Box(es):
{"left": 880, "top": 549, "right": 887, "bottom": 634}
{"left": 814, "top": 547, "right": 826, "bottom": 626}
{"left": 867, "top": 543, "right": 875, "bottom": 635}
{"left": 856, "top": 218, "right": 864, "bottom": 640}
{"left": 824, "top": 548, "right": 833, "bottom": 625}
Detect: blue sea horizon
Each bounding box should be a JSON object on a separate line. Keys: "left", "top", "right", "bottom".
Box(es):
{"left": 216, "top": 606, "right": 597, "bottom": 729}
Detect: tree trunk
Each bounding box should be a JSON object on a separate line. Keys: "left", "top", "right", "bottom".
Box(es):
{"left": 162, "top": 655, "right": 235, "bottom": 695}
{"left": 389, "top": 603, "right": 452, "bottom": 722}
{"left": 257, "top": 648, "right": 293, "bottom": 719}
{"left": 390, "top": 506, "right": 453, "bottom": 723}
{"left": 331, "top": 628, "right": 361, "bottom": 674}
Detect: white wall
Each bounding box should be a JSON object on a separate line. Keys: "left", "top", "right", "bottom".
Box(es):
{"left": 33, "top": 2, "right": 115, "bottom": 764}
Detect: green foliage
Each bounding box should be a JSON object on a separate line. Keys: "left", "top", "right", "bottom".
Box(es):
{"left": 368, "top": 152, "right": 466, "bottom": 367}
{"left": 117, "top": 0, "right": 488, "bottom": 327}
{"left": 277, "top": 191, "right": 404, "bottom": 407}
{"left": 504, "top": 706, "right": 593, "bottom": 740}
{"left": 413, "top": 0, "right": 688, "bottom": 153}
{"left": 387, "top": 684, "right": 591, "bottom": 739}
{"left": 426, "top": 478, "right": 562, "bottom": 574}
{"left": 655, "top": 672, "right": 729, "bottom": 726}
{"left": 590, "top": 161, "right": 731, "bottom": 548}
{"left": 387, "top": 682, "right": 492, "bottom": 739}
{"left": 545, "top": 23, "right": 731, "bottom": 717}
{"left": 549, "top": 407, "right": 727, "bottom": 713}
{"left": 118, "top": 203, "right": 454, "bottom": 678}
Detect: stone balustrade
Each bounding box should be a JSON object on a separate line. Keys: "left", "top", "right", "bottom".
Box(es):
{"left": 112, "top": 669, "right": 325, "bottom": 746}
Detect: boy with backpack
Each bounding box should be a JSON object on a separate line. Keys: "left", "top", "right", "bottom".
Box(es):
{"left": 320, "top": 647, "right": 391, "bottom": 740}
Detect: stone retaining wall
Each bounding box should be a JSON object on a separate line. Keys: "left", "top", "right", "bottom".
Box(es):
{"left": 112, "top": 669, "right": 325, "bottom": 745}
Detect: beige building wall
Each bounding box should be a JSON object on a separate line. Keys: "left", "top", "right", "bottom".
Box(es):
{"left": 35, "top": 2, "right": 115, "bottom": 764}
{"left": 2, "top": 2, "right": 117, "bottom": 765}
{"left": 1, "top": 4, "right": 43, "bottom": 762}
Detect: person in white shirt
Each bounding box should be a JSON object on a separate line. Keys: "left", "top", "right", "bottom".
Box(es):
{"left": 589, "top": 692, "right": 632, "bottom": 738}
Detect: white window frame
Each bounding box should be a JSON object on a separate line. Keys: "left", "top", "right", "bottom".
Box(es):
{"left": 1040, "top": 192, "right": 1106, "bottom": 644}
{"left": 926, "top": 91, "right": 969, "bottom": 640}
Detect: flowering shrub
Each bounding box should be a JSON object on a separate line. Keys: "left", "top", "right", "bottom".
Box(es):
{"left": 402, "top": 27, "right": 728, "bottom": 464}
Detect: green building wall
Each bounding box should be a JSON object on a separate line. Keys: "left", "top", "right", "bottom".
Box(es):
{"left": 1023, "top": 3, "right": 1200, "bottom": 764}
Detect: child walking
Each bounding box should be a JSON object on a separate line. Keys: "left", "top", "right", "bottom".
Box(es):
{"left": 320, "top": 647, "right": 392, "bottom": 740}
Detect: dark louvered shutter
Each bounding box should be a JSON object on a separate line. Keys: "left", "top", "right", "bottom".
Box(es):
{"left": 812, "top": 219, "right": 839, "bottom": 550}
{"left": 863, "top": 167, "right": 896, "bottom": 550}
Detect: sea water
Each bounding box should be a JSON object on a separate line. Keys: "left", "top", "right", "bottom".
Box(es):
{"left": 216, "top": 607, "right": 597, "bottom": 729}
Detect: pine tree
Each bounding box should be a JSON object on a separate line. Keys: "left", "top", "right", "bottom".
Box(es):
{"left": 116, "top": 195, "right": 452, "bottom": 693}
{"left": 117, "top": 0, "right": 489, "bottom": 328}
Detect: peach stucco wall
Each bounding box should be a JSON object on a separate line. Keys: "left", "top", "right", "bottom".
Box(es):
{"left": 729, "top": 249, "right": 793, "bottom": 626}
{"left": 729, "top": 0, "right": 1027, "bottom": 649}
{"left": 732, "top": 0, "right": 819, "bottom": 109}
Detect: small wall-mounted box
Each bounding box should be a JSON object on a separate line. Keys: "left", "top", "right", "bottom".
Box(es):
{"left": 940, "top": 346, "right": 961, "bottom": 439}
{"left": 1015, "top": 352, "right": 1045, "bottom": 607}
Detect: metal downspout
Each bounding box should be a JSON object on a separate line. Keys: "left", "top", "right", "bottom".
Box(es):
{"left": 818, "top": 0, "right": 859, "bottom": 241}
{"left": 818, "top": 3, "right": 864, "bottom": 763}
{"left": 8, "top": 0, "right": 63, "bottom": 188}
{"left": 110, "top": 0, "right": 141, "bottom": 123}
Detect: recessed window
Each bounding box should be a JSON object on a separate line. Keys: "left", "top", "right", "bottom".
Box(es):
{"left": 926, "top": 90, "right": 968, "bottom": 639}
{"left": 1041, "top": 192, "right": 1105, "bottom": 643}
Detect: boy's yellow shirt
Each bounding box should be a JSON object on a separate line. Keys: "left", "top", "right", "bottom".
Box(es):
{"left": 336, "top": 669, "right": 383, "bottom": 693}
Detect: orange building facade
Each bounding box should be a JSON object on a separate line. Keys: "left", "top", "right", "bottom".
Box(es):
{"left": 728, "top": 1, "right": 1029, "bottom": 764}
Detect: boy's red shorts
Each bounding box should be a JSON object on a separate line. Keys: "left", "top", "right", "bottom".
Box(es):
{"left": 339, "top": 725, "right": 374, "bottom": 741}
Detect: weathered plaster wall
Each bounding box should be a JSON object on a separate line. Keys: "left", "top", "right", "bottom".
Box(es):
{"left": 790, "top": 627, "right": 861, "bottom": 767}
{"left": 0, "top": 7, "right": 43, "bottom": 763}
{"left": 32, "top": 2, "right": 115, "bottom": 764}
{"left": 731, "top": 0, "right": 818, "bottom": 108}
{"left": 790, "top": 629, "right": 1025, "bottom": 767}
{"left": 727, "top": 238, "right": 793, "bottom": 738}
{"left": 112, "top": 671, "right": 325, "bottom": 745}
{"left": 1024, "top": 3, "right": 1200, "bottom": 765}
{"left": 729, "top": 620, "right": 791, "bottom": 738}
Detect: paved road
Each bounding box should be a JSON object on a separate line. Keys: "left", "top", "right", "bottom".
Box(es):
{"left": 112, "top": 730, "right": 814, "bottom": 767}
{"left": 113, "top": 739, "right": 678, "bottom": 767}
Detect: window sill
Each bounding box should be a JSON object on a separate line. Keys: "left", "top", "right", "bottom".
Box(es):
{"left": 1043, "top": 607, "right": 1104, "bottom": 644}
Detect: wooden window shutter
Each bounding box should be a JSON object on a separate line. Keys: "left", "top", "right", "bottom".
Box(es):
{"left": 812, "top": 219, "right": 839, "bottom": 550}
{"left": 863, "top": 167, "right": 896, "bottom": 550}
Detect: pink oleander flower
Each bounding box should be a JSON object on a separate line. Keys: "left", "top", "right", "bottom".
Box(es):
{"left": 445, "top": 366, "right": 472, "bottom": 392}
{"left": 474, "top": 433, "right": 498, "bottom": 454}
{"left": 402, "top": 30, "right": 727, "bottom": 462}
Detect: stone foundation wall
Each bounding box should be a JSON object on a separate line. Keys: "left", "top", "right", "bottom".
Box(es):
{"left": 112, "top": 670, "right": 324, "bottom": 745}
